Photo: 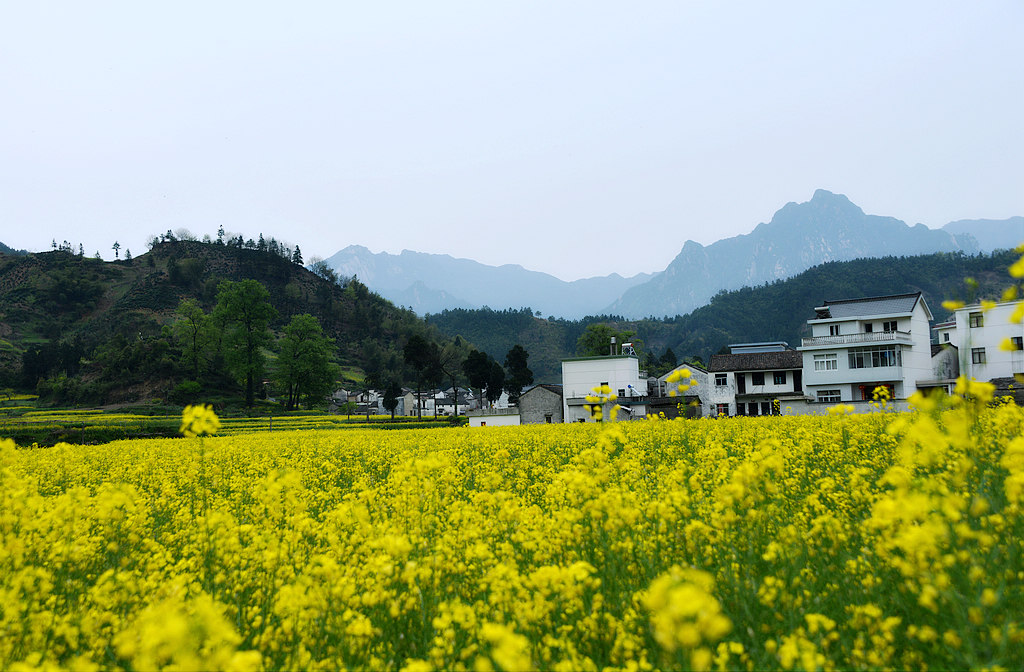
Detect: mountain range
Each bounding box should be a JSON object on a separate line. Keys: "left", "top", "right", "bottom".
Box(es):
{"left": 323, "top": 190, "right": 1022, "bottom": 319}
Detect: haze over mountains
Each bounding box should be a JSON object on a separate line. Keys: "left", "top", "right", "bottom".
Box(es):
{"left": 324, "top": 190, "right": 1022, "bottom": 320}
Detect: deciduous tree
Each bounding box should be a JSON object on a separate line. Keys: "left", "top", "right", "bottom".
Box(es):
{"left": 214, "top": 280, "right": 277, "bottom": 407}
{"left": 503, "top": 344, "right": 533, "bottom": 405}
{"left": 275, "top": 313, "right": 339, "bottom": 410}
{"left": 173, "top": 298, "right": 212, "bottom": 382}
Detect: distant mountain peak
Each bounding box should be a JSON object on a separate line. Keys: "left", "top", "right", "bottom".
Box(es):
{"left": 607, "top": 189, "right": 977, "bottom": 318}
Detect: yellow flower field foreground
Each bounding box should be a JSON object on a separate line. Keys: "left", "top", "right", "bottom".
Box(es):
{"left": 2, "top": 387, "right": 1022, "bottom": 671}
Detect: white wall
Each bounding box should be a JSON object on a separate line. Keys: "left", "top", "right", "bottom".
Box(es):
{"left": 950, "top": 301, "right": 1024, "bottom": 380}
{"left": 468, "top": 411, "right": 521, "bottom": 427}
{"left": 562, "top": 356, "right": 645, "bottom": 422}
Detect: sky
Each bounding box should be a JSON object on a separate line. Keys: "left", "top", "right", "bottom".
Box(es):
{"left": 1, "top": 2, "right": 1022, "bottom": 281}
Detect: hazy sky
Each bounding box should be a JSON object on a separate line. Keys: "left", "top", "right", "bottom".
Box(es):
{"left": 2, "top": 2, "right": 1022, "bottom": 281}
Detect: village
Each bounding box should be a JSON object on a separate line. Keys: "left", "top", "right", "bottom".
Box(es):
{"left": 338, "top": 292, "right": 1024, "bottom": 426}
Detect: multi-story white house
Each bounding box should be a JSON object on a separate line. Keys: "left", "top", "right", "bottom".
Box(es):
{"left": 934, "top": 300, "right": 1024, "bottom": 382}
{"left": 707, "top": 342, "right": 805, "bottom": 416}
{"left": 798, "top": 292, "right": 934, "bottom": 403}
{"left": 561, "top": 354, "right": 648, "bottom": 422}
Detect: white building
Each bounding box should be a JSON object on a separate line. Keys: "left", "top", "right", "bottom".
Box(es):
{"left": 466, "top": 408, "right": 521, "bottom": 427}
{"left": 561, "top": 354, "right": 648, "bottom": 422}
{"left": 935, "top": 300, "right": 1024, "bottom": 382}
{"left": 798, "top": 292, "right": 934, "bottom": 403}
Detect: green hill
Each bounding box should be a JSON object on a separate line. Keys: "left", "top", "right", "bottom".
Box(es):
{"left": 0, "top": 240, "right": 449, "bottom": 406}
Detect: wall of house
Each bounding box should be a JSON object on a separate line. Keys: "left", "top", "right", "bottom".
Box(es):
{"left": 952, "top": 302, "right": 1024, "bottom": 381}
{"left": 706, "top": 372, "right": 736, "bottom": 416}
{"left": 467, "top": 409, "right": 521, "bottom": 427}
{"left": 561, "top": 356, "right": 646, "bottom": 422}
{"left": 782, "top": 399, "right": 912, "bottom": 415}
{"left": 733, "top": 370, "right": 798, "bottom": 398}
{"left": 931, "top": 345, "right": 960, "bottom": 382}
{"left": 903, "top": 305, "right": 936, "bottom": 395}
{"left": 519, "top": 388, "right": 563, "bottom": 424}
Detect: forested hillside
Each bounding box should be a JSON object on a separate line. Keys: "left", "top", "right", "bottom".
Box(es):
{"left": 0, "top": 240, "right": 453, "bottom": 406}
{"left": 428, "top": 250, "right": 1019, "bottom": 382}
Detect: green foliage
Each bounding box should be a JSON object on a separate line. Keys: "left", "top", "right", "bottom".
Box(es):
{"left": 214, "top": 280, "right": 278, "bottom": 407}
{"left": 502, "top": 344, "right": 533, "bottom": 405}
{"left": 275, "top": 314, "right": 340, "bottom": 411}
{"left": 169, "top": 380, "right": 203, "bottom": 405}
{"left": 382, "top": 379, "right": 403, "bottom": 419}
{"left": 173, "top": 298, "right": 213, "bottom": 381}
{"left": 575, "top": 324, "right": 640, "bottom": 357}
{"left": 404, "top": 334, "right": 442, "bottom": 418}
{"left": 486, "top": 359, "right": 505, "bottom": 404}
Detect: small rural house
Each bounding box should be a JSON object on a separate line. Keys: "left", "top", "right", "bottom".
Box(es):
{"left": 650, "top": 362, "right": 708, "bottom": 418}
{"left": 518, "top": 384, "right": 563, "bottom": 424}
{"left": 707, "top": 343, "right": 804, "bottom": 416}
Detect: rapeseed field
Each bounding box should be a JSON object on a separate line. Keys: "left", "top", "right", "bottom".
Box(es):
{"left": 2, "top": 386, "right": 1022, "bottom": 671}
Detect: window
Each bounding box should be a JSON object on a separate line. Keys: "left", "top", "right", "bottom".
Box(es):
{"left": 943, "top": 333, "right": 950, "bottom": 342}
{"left": 864, "top": 323, "right": 873, "bottom": 333}
{"left": 751, "top": 372, "right": 765, "bottom": 386}
{"left": 715, "top": 403, "right": 729, "bottom": 416}
{"left": 969, "top": 312, "right": 984, "bottom": 328}
{"left": 814, "top": 353, "right": 838, "bottom": 371}
{"left": 1012, "top": 337, "right": 1023, "bottom": 351}
{"left": 817, "top": 389, "right": 841, "bottom": 403}
{"left": 848, "top": 346, "right": 899, "bottom": 369}
{"left": 618, "top": 388, "right": 625, "bottom": 398}
{"left": 972, "top": 347, "right": 986, "bottom": 364}
{"left": 760, "top": 401, "right": 772, "bottom": 416}
{"left": 883, "top": 321, "right": 897, "bottom": 332}
{"left": 829, "top": 324, "right": 840, "bottom": 336}
{"left": 715, "top": 373, "right": 727, "bottom": 386}
{"left": 773, "top": 371, "right": 786, "bottom": 385}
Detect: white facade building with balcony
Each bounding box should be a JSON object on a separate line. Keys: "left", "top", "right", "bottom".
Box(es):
{"left": 798, "top": 292, "right": 934, "bottom": 403}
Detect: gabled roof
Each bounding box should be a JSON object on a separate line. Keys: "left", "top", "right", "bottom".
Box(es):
{"left": 522, "top": 383, "right": 563, "bottom": 398}
{"left": 709, "top": 350, "right": 803, "bottom": 372}
{"left": 814, "top": 292, "right": 930, "bottom": 320}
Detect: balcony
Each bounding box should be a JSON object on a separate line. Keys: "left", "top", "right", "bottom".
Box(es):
{"left": 800, "top": 330, "right": 913, "bottom": 349}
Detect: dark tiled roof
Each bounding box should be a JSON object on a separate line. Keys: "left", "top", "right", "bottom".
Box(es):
{"left": 709, "top": 350, "right": 803, "bottom": 372}
{"left": 522, "top": 384, "right": 563, "bottom": 398}
{"left": 818, "top": 292, "right": 922, "bottom": 319}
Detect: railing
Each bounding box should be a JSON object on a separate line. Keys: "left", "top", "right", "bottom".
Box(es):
{"left": 801, "top": 331, "right": 913, "bottom": 347}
